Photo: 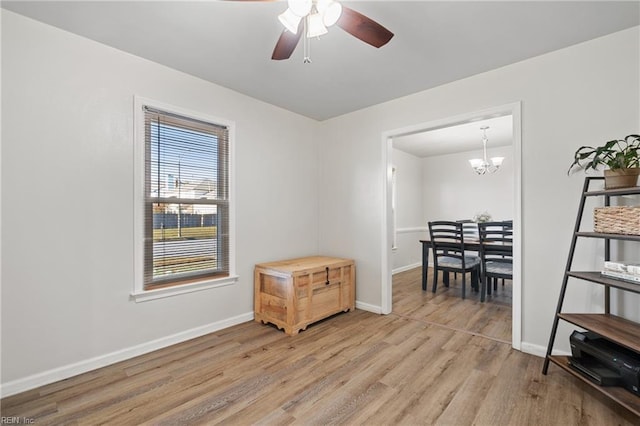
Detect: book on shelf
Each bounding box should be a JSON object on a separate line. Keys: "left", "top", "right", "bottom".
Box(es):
{"left": 603, "top": 261, "right": 640, "bottom": 276}
{"left": 601, "top": 269, "right": 640, "bottom": 283}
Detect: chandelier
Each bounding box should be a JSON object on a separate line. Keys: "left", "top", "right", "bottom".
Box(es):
{"left": 468, "top": 126, "right": 504, "bottom": 175}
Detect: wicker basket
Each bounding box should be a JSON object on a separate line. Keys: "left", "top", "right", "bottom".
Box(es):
{"left": 594, "top": 206, "right": 640, "bottom": 235}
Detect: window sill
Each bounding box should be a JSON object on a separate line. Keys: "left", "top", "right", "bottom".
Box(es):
{"left": 130, "top": 275, "right": 239, "bottom": 303}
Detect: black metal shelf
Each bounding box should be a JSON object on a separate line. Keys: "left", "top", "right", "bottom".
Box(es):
{"left": 581, "top": 176, "right": 640, "bottom": 197}
{"left": 575, "top": 231, "right": 640, "bottom": 242}
{"left": 542, "top": 177, "right": 640, "bottom": 417}
{"left": 548, "top": 356, "right": 640, "bottom": 417}
{"left": 567, "top": 271, "right": 640, "bottom": 294}
{"left": 557, "top": 313, "right": 640, "bottom": 353}
{"left": 584, "top": 187, "right": 640, "bottom": 197}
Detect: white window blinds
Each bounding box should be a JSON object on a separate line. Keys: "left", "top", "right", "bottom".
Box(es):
{"left": 143, "top": 106, "right": 230, "bottom": 289}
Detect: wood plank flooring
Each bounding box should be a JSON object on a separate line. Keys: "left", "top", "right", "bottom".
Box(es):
{"left": 1, "top": 267, "right": 637, "bottom": 425}
{"left": 392, "top": 267, "right": 512, "bottom": 343}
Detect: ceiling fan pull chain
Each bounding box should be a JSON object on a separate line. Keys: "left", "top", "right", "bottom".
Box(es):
{"left": 303, "top": 16, "right": 311, "bottom": 63}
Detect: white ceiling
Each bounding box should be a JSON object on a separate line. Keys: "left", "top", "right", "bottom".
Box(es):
{"left": 393, "top": 114, "right": 513, "bottom": 158}
{"left": 3, "top": 1, "right": 639, "bottom": 121}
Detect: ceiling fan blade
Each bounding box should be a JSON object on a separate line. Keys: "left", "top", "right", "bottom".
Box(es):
{"left": 337, "top": 6, "right": 394, "bottom": 48}
{"left": 271, "top": 22, "right": 303, "bottom": 60}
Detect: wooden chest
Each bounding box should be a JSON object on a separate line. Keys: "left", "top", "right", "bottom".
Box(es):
{"left": 254, "top": 256, "right": 355, "bottom": 335}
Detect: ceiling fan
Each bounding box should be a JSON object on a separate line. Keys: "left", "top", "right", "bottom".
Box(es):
{"left": 231, "top": 0, "right": 394, "bottom": 62}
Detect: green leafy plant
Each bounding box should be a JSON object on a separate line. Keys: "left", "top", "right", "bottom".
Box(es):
{"left": 568, "top": 134, "right": 640, "bottom": 174}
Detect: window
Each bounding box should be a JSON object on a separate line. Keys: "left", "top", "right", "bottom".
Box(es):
{"left": 134, "top": 98, "right": 235, "bottom": 301}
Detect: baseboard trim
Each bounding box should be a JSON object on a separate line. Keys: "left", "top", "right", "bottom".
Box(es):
{"left": 396, "top": 226, "right": 428, "bottom": 234}
{"left": 392, "top": 262, "right": 422, "bottom": 275}
{"left": 355, "top": 300, "right": 382, "bottom": 314}
{"left": 0, "top": 312, "right": 254, "bottom": 398}
{"left": 520, "top": 341, "right": 571, "bottom": 358}
{"left": 520, "top": 341, "right": 546, "bottom": 358}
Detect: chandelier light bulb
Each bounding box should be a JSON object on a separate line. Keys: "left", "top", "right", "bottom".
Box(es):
{"left": 469, "top": 159, "right": 484, "bottom": 168}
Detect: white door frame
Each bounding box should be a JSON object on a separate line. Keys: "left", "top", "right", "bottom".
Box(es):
{"left": 380, "top": 102, "right": 523, "bottom": 350}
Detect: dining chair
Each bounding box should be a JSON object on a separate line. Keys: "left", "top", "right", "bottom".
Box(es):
{"left": 457, "top": 219, "right": 479, "bottom": 240}
{"left": 477, "top": 221, "right": 513, "bottom": 302}
{"left": 453, "top": 220, "right": 479, "bottom": 281}
{"left": 428, "top": 221, "right": 481, "bottom": 299}
{"left": 498, "top": 220, "right": 512, "bottom": 287}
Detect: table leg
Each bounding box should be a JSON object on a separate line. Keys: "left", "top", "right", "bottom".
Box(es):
{"left": 422, "top": 242, "right": 429, "bottom": 290}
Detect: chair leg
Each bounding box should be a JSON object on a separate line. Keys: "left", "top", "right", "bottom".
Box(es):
{"left": 471, "top": 269, "right": 479, "bottom": 291}
{"left": 487, "top": 275, "right": 492, "bottom": 295}
{"left": 432, "top": 268, "right": 438, "bottom": 293}
{"left": 479, "top": 269, "right": 486, "bottom": 302}
{"left": 493, "top": 278, "right": 498, "bottom": 291}
{"left": 443, "top": 272, "right": 450, "bottom": 288}
{"left": 472, "top": 268, "right": 479, "bottom": 292}
{"left": 461, "top": 272, "right": 466, "bottom": 299}
{"left": 422, "top": 266, "right": 427, "bottom": 291}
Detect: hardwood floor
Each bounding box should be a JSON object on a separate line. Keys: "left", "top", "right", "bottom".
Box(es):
{"left": 393, "top": 267, "right": 512, "bottom": 343}
{"left": 1, "top": 267, "right": 637, "bottom": 425}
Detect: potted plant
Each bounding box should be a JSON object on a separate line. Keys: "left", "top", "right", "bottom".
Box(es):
{"left": 473, "top": 211, "right": 492, "bottom": 223}
{"left": 568, "top": 134, "right": 640, "bottom": 189}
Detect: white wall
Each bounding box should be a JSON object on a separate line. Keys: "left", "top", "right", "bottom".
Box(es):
{"left": 1, "top": 11, "right": 319, "bottom": 392}
{"left": 423, "top": 146, "right": 514, "bottom": 223}
{"left": 2, "top": 9, "right": 639, "bottom": 395}
{"left": 391, "top": 148, "right": 426, "bottom": 272}
{"left": 318, "top": 27, "right": 640, "bottom": 354}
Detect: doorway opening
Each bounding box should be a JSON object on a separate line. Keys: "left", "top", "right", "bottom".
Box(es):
{"left": 381, "top": 102, "right": 522, "bottom": 350}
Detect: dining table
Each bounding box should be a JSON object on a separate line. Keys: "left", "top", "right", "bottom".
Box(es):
{"left": 419, "top": 238, "right": 512, "bottom": 292}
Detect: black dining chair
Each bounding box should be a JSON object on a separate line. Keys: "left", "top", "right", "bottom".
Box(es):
{"left": 478, "top": 221, "right": 513, "bottom": 302}
{"left": 457, "top": 219, "right": 479, "bottom": 240}
{"left": 454, "top": 220, "right": 479, "bottom": 280}
{"left": 428, "top": 221, "right": 481, "bottom": 299}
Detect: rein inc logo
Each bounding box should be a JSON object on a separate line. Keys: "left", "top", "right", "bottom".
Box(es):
{"left": 1, "top": 418, "right": 35, "bottom": 424}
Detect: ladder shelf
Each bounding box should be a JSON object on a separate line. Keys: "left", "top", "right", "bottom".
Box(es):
{"left": 542, "top": 176, "right": 640, "bottom": 417}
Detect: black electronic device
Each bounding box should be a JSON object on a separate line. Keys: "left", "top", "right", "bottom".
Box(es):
{"left": 569, "top": 330, "right": 640, "bottom": 396}
{"left": 567, "top": 356, "right": 622, "bottom": 386}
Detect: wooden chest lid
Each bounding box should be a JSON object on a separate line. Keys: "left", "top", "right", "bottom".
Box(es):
{"left": 255, "top": 256, "right": 353, "bottom": 275}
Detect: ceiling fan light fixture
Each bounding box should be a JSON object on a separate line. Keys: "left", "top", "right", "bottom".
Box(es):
{"left": 307, "top": 12, "right": 328, "bottom": 37}
{"left": 278, "top": 8, "right": 301, "bottom": 34}
{"left": 317, "top": 0, "right": 342, "bottom": 27}
{"left": 288, "top": 0, "right": 312, "bottom": 17}
{"left": 271, "top": 0, "right": 393, "bottom": 62}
